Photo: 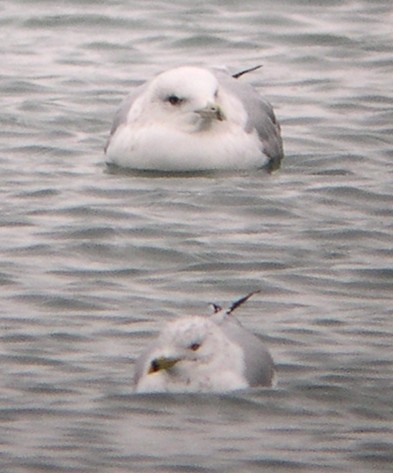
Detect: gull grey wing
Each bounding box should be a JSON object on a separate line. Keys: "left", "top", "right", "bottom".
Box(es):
{"left": 105, "top": 83, "right": 147, "bottom": 153}
{"left": 221, "top": 319, "right": 275, "bottom": 387}
{"left": 213, "top": 69, "right": 284, "bottom": 170}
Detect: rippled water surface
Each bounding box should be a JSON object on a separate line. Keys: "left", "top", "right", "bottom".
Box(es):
{"left": 1, "top": 0, "right": 393, "bottom": 472}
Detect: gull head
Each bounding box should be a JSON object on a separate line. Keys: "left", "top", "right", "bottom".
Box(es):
{"left": 135, "top": 315, "right": 247, "bottom": 393}
{"left": 145, "top": 66, "right": 225, "bottom": 130}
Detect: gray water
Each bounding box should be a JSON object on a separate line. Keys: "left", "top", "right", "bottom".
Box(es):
{"left": 1, "top": 0, "right": 393, "bottom": 472}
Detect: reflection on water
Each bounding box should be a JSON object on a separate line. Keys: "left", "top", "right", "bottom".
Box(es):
{"left": 1, "top": 0, "right": 393, "bottom": 472}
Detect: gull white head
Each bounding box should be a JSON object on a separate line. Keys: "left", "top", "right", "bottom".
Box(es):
{"left": 135, "top": 315, "right": 247, "bottom": 393}
{"left": 141, "top": 66, "right": 225, "bottom": 132}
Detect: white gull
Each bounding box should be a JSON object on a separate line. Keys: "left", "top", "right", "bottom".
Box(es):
{"left": 105, "top": 66, "right": 283, "bottom": 172}
{"left": 134, "top": 292, "right": 275, "bottom": 393}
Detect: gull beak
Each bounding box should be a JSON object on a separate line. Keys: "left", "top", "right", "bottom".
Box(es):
{"left": 196, "top": 103, "right": 225, "bottom": 121}
{"left": 148, "top": 356, "right": 180, "bottom": 374}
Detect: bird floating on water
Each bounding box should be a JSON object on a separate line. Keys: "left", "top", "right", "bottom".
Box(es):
{"left": 134, "top": 291, "right": 275, "bottom": 393}
{"left": 105, "top": 65, "right": 284, "bottom": 172}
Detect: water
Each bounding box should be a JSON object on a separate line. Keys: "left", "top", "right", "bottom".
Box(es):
{"left": 1, "top": 0, "right": 393, "bottom": 471}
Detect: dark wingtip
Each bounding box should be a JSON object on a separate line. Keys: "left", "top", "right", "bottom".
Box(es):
{"left": 232, "top": 65, "right": 263, "bottom": 79}
{"left": 226, "top": 290, "right": 262, "bottom": 315}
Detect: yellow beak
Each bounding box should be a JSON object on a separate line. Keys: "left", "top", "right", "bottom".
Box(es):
{"left": 148, "top": 356, "right": 180, "bottom": 374}
{"left": 197, "top": 103, "right": 225, "bottom": 121}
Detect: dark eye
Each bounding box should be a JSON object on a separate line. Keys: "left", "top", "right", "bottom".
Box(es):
{"left": 167, "top": 95, "right": 182, "bottom": 106}
{"left": 189, "top": 343, "right": 201, "bottom": 351}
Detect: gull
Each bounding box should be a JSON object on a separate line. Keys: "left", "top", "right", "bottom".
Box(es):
{"left": 134, "top": 291, "right": 275, "bottom": 393}
{"left": 105, "top": 65, "right": 284, "bottom": 172}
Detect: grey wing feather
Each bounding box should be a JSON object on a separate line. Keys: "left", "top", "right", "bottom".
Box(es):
{"left": 105, "top": 84, "right": 147, "bottom": 153}
{"left": 213, "top": 69, "right": 284, "bottom": 171}
{"left": 221, "top": 319, "right": 275, "bottom": 387}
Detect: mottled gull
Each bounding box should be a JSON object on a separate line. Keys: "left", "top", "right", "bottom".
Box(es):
{"left": 134, "top": 292, "right": 275, "bottom": 393}
{"left": 105, "top": 66, "right": 283, "bottom": 172}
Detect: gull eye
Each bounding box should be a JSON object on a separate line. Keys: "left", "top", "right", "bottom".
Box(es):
{"left": 167, "top": 95, "right": 182, "bottom": 106}
{"left": 189, "top": 343, "right": 201, "bottom": 351}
